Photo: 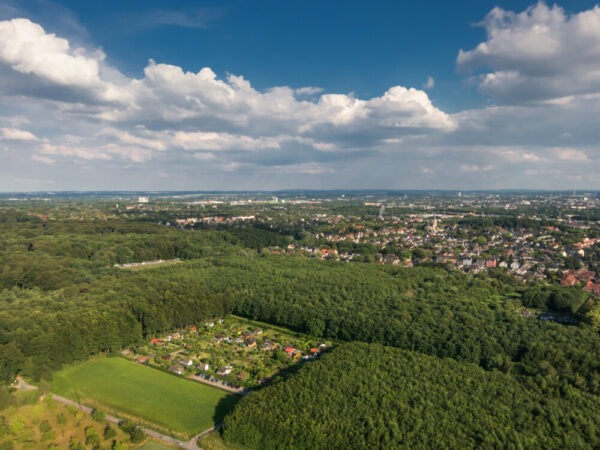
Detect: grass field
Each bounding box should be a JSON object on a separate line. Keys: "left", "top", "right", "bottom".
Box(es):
{"left": 50, "top": 357, "right": 238, "bottom": 437}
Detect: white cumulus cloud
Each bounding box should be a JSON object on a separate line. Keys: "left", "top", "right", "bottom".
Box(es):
{"left": 0, "top": 17, "right": 455, "bottom": 169}
{"left": 457, "top": 2, "right": 600, "bottom": 103}
{"left": 0, "top": 18, "right": 102, "bottom": 87}
{"left": 0, "top": 18, "right": 132, "bottom": 104}
{"left": 0, "top": 127, "right": 37, "bottom": 141}
{"left": 1, "top": 10, "right": 597, "bottom": 191}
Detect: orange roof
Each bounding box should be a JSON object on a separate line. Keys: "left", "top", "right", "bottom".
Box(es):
{"left": 561, "top": 273, "right": 578, "bottom": 286}
{"left": 584, "top": 281, "right": 600, "bottom": 295}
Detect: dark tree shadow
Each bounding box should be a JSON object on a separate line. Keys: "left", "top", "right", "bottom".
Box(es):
{"left": 212, "top": 394, "right": 241, "bottom": 426}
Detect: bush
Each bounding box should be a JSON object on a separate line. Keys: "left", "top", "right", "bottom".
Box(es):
{"left": 119, "top": 420, "right": 145, "bottom": 443}
{"left": 40, "top": 430, "right": 56, "bottom": 442}
{"left": 103, "top": 425, "right": 116, "bottom": 440}
{"left": 112, "top": 441, "right": 127, "bottom": 450}
{"left": 91, "top": 409, "right": 106, "bottom": 422}
{"left": 68, "top": 437, "right": 85, "bottom": 450}
{"left": 85, "top": 427, "right": 100, "bottom": 447}
{"left": 38, "top": 420, "right": 52, "bottom": 433}
{"left": 129, "top": 426, "right": 145, "bottom": 443}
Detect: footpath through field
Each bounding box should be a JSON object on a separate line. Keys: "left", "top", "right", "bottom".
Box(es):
{"left": 50, "top": 394, "right": 205, "bottom": 449}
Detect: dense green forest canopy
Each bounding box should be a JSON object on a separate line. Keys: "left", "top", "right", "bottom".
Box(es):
{"left": 223, "top": 342, "right": 600, "bottom": 449}
{"left": 1, "top": 223, "right": 599, "bottom": 396}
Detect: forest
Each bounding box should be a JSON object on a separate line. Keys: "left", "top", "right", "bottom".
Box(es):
{"left": 1, "top": 205, "right": 599, "bottom": 447}
{"left": 223, "top": 342, "right": 600, "bottom": 449}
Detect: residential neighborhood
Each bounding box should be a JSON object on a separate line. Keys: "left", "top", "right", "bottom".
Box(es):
{"left": 163, "top": 191, "right": 599, "bottom": 293}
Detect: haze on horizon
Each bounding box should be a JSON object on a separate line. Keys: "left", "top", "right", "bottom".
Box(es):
{"left": 0, "top": 0, "right": 599, "bottom": 192}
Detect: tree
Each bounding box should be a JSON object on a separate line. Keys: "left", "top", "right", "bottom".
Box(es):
{"left": 586, "top": 303, "right": 600, "bottom": 331}
{"left": 120, "top": 420, "right": 144, "bottom": 443}
{"left": 0, "top": 342, "right": 25, "bottom": 383}
{"left": 306, "top": 318, "right": 325, "bottom": 336}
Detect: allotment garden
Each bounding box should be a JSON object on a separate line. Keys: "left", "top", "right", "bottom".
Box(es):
{"left": 125, "top": 316, "right": 331, "bottom": 390}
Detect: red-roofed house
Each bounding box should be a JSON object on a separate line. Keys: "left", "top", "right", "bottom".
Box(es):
{"left": 584, "top": 280, "right": 600, "bottom": 295}
{"left": 561, "top": 273, "right": 578, "bottom": 287}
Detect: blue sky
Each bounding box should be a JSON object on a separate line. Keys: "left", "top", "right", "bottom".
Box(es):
{"left": 0, "top": 0, "right": 599, "bottom": 191}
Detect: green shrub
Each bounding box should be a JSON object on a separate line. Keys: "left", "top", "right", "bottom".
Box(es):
{"left": 38, "top": 420, "right": 52, "bottom": 433}
{"left": 91, "top": 409, "right": 106, "bottom": 422}
{"left": 103, "top": 425, "right": 117, "bottom": 440}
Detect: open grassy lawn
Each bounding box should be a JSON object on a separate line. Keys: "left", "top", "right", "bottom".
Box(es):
{"left": 50, "top": 357, "right": 238, "bottom": 437}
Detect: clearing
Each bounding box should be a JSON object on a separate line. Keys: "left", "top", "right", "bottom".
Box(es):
{"left": 50, "top": 357, "right": 238, "bottom": 437}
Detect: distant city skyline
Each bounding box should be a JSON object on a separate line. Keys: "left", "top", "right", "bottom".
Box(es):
{"left": 0, "top": 0, "right": 599, "bottom": 191}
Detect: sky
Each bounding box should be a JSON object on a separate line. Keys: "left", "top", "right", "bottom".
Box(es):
{"left": 0, "top": 0, "right": 599, "bottom": 191}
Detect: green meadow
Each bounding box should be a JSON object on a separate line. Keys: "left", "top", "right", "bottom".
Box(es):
{"left": 50, "top": 357, "right": 238, "bottom": 437}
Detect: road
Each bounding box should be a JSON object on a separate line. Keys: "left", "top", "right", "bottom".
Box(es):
{"left": 16, "top": 377, "right": 211, "bottom": 449}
